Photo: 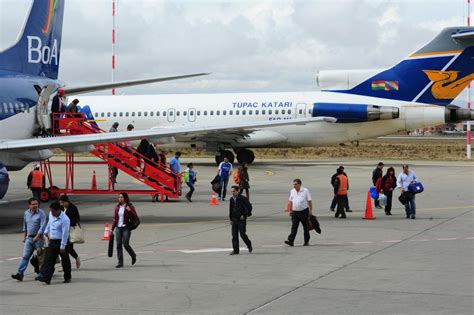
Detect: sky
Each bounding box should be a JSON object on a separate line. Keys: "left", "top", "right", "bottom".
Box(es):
{"left": 0, "top": 0, "right": 471, "bottom": 106}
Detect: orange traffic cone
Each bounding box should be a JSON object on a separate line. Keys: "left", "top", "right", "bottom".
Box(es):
{"left": 101, "top": 223, "right": 111, "bottom": 240}
{"left": 210, "top": 192, "right": 218, "bottom": 206}
{"left": 91, "top": 170, "right": 97, "bottom": 190}
{"left": 363, "top": 191, "right": 376, "bottom": 220}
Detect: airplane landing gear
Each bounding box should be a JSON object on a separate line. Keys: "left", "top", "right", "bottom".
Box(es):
{"left": 215, "top": 150, "right": 235, "bottom": 164}
{"left": 236, "top": 149, "right": 255, "bottom": 164}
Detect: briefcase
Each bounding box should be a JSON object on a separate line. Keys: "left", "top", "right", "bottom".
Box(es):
{"left": 108, "top": 233, "right": 114, "bottom": 257}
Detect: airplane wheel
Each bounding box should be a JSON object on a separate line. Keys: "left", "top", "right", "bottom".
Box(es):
{"left": 236, "top": 149, "right": 255, "bottom": 164}
{"left": 39, "top": 190, "right": 51, "bottom": 202}
{"left": 215, "top": 150, "right": 235, "bottom": 165}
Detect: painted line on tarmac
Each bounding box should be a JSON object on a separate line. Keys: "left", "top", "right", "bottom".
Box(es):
{"left": 0, "top": 237, "right": 472, "bottom": 262}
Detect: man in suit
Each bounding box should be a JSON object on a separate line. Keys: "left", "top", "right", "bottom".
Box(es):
{"left": 228, "top": 186, "right": 253, "bottom": 255}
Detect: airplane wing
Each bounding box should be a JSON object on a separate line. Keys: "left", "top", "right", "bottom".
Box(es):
{"left": 0, "top": 117, "right": 336, "bottom": 151}
{"left": 62, "top": 73, "right": 210, "bottom": 95}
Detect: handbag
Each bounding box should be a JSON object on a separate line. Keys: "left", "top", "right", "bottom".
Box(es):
{"left": 398, "top": 191, "right": 413, "bottom": 205}
{"left": 128, "top": 216, "right": 140, "bottom": 231}
{"left": 69, "top": 224, "right": 85, "bottom": 244}
{"left": 108, "top": 232, "right": 114, "bottom": 257}
{"left": 370, "top": 186, "right": 379, "bottom": 200}
{"left": 408, "top": 181, "right": 424, "bottom": 194}
{"left": 379, "top": 194, "right": 387, "bottom": 207}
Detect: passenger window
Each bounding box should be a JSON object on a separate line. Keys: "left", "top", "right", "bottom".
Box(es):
{"left": 138, "top": 112, "right": 141, "bottom": 117}
{"left": 216, "top": 110, "right": 220, "bottom": 115}
{"left": 229, "top": 110, "right": 233, "bottom": 115}
{"left": 183, "top": 111, "right": 187, "bottom": 116}
{"left": 113, "top": 112, "right": 117, "bottom": 117}
{"left": 144, "top": 112, "right": 147, "bottom": 116}
{"left": 210, "top": 110, "right": 214, "bottom": 115}
{"left": 242, "top": 110, "right": 246, "bottom": 115}
{"left": 150, "top": 111, "right": 154, "bottom": 116}
{"left": 156, "top": 111, "right": 160, "bottom": 116}
{"left": 282, "top": 109, "right": 285, "bottom": 114}
{"left": 223, "top": 110, "right": 227, "bottom": 115}
{"left": 197, "top": 111, "right": 201, "bottom": 115}
{"left": 299, "top": 109, "right": 302, "bottom": 114}
{"left": 288, "top": 109, "right": 291, "bottom": 114}
{"left": 262, "top": 109, "right": 266, "bottom": 115}
{"left": 255, "top": 110, "right": 259, "bottom": 115}
{"left": 169, "top": 111, "right": 174, "bottom": 116}
{"left": 269, "top": 110, "right": 272, "bottom": 115}
{"left": 308, "top": 109, "right": 311, "bottom": 114}
{"left": 176, "top": 111, "right": 180, "bottom": 116}
{"left": 163, "top": 111, "right": 167, "bottom": 116}
{"left": 190, "top": 111, "right": 194, "bottom": 116}
{"left": 249, "top": 110, "right": 252, "bottom": 115}
{"left": 94, "top": 112, "right": 98, "bottom": 117}
{"left": 204, "top": 110, "right": 207, "bottom": 116}
{"left": 131, "top": 112, "right": 135, "bottom": 117}
{"left": 236, "top": 110, "right": 240, "bottom": 115}
{"left": 119, "top": 112, "right": 123, "bottom": 117}
{"left": 107, "top": 112, "right": 111, "bottom": 117}
{"left": 101, "top": 113, "right": 105, "bottom": 117}
{"left": 275, "top": 110, "right": 279, "bottom": 114}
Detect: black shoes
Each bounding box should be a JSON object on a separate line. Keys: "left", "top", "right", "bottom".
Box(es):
{"left": 229, "top": 251, "right": 239, "bottom": 255}
{"left": 385, "top": 212, "right": 392, "bottom": 215}
{"left": 303, "top": 242, "right": 309, "bottom": 246}
{"left": 63, "top": 279, "right": 71, "bottom": 283}
{"left": 375, "top": 206, "right": 383, "bottom": 209}
{"left": 132, "top": 256, "right": 137, "bottom": 265}
{"left": 284, "top": 240, "right": 294, "bottom": 247}
{"left": 330, "top": 208, "right": 335, "bottom": 212}
{"left": 248, "top": 245, "right": 253, "bottom": 253}
{"left": 115, "top": 264, "right": 123, "bottom": 268}
{"left": 411, "top": 215, "right": 416, "bottom": 219}
{"left": 315, "top": 226, "right": 322, "bottom": 234}
{"left": 346, "top": 209, "right": 353, "bottom": 212}
{"left": 11, "top": 273, "right": 23, "bottom": 281}
{"left": 38, "top": 277, "right": 50, "bottom": 285}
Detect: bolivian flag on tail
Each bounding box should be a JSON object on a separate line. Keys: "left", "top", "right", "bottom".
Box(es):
{"left": 371, "top": 80, "right": 399, "bottom": 91}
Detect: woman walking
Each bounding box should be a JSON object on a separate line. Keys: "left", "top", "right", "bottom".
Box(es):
{"left": 111, "top": 193, "right": 138, "bottom": 268}
{"left": 58, "top": 195, "right": 81, "bottom": 268}
{"left": 381, "top": 167, "right": 397, "bottom": 215}
{"left": 238, "top": 163, "right": 250, "bottom": 200}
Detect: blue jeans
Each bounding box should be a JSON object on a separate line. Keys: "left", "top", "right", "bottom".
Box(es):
{"left": 405, "top": 194, "right": 416, "bottom": 217}
{"left": 219, "top": 177, "right": 229, "bottom": 199}
{"left": 18, "top": 236, "right": 44, "bottom": 275}
{"left": 186, "top": 183, "right": 195, "bottom": 199}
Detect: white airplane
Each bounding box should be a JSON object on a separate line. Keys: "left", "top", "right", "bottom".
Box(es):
{"left": 74, "top": 27, "right": 474, "bottom": 165}
{"left": 0, "top": 0, "right": 334, "bottom": 199}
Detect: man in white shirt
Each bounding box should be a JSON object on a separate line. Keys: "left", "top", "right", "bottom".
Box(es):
{"left": 397, "top": 165, "right": 418, "bottom": 219}
{"left": 285, "top": 179, "right": 313, "bottom": 247}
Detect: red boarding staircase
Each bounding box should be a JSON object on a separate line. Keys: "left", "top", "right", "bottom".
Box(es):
{"left": 40, "top": 113, "right": 180, "bottom": 201}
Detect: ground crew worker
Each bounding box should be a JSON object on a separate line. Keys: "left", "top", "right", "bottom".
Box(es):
{"left": 285, "top": 179, "right": 312, "bottom": 246}
{"left": 11, "top": 198, "right": 46, "bottom": 282}
{"left": 27, "top": 164, "right": 45, "bottom": 200}
{"left": 334, "top": 168, "right": 349, "bottom": 219}
{"left": 330, "top": 166, "right": 351, "bottom": 212}
{"left": 229, "top": 186, "right": 253, "bottom": 255}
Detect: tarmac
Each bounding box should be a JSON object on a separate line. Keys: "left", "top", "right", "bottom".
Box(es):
{"left": 0, "top": 158, "right": 473, "bottom": 314}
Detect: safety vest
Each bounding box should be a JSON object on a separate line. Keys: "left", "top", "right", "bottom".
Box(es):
{"left": 30, "top": 170, "right": 43, "bottom": 188}
{"left": 336, "top": 174, "right": 348, "bottom": 195}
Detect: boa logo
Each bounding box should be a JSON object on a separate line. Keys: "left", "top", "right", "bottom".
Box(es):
{"left": 27, "top": 36, "right": 58, "bottom": 65}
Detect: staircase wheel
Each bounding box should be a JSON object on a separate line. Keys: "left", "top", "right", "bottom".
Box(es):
{"left": 39, "top": 189, "right": 51, "bottom": 202}
{"left": 49, "top": 186, "right": 60, "bottom": 200}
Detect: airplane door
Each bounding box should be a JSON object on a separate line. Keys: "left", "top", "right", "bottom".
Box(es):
{"left": 188, "top": 108, "right": 196, "bottom": 122}
{"left": 167, "top": 108, "right": 176, "bottom": 122}
{"left": 37, "top": 85, "right": 55, "bottom": 132}
{"left": 295, "top": 103, "right": 307, "bottom": 118}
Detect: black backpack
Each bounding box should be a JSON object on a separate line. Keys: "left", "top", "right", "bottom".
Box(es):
{"left": 244, "top": 197, "right": 253, "bottom": 217}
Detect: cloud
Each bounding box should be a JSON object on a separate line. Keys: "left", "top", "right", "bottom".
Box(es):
{"left": 0, "top": 0, "right": 469, "bottom": 96}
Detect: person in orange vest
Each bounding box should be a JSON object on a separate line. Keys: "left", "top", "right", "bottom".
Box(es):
{"left": 27, "top": 164, "right": 45, "bottom": 200}
{"left": 333, "top": 167, "right": 349, "bottom": 219}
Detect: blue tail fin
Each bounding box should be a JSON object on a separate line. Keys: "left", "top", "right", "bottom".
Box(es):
{"left": 333, "top": 27, "right": 474, "bottom": 106}
{"left": 0, "top": 0, "right": 65, "bottom": 79}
